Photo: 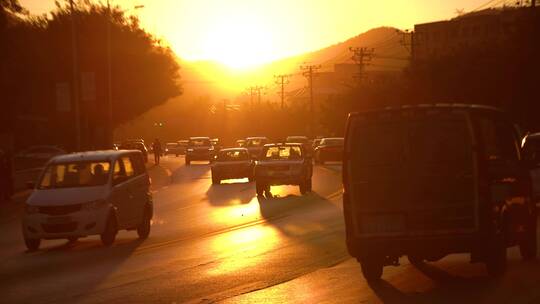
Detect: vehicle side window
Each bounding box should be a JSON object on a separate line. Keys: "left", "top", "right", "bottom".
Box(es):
{"left": 479, "top": 118, "right": 519, "bottom": 161}
{"left": 113, "top": 160, "right": 126, "bottom": 185}
{"left": 122, "top": 157, "right": 135, "bottom": 177}
{"left": 130, "top": 154, "right": 145, "bottom": 175}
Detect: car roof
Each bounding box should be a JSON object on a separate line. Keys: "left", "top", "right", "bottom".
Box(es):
{"left": 219, "top": 148, "right": 249, "bottom": 152}
{"left": 322, "top": 137, "right": 344, "bottom": 140}
{"left": 50, "top": 150, "right": 140, "bottom": 163}
{"left": 287, "top": 135, "right": 308, "bottom": 139}
{"left": 246, "top": 137, "right": 268, "bottom": 140}
{"left": 349, "top": 103, "right": 503, "bottom": 117}
{"left": 263, "top": 143, "right": 303, "bottom": 147}
{"left": 189, "top": 137, "right": 210, "bottom": 140}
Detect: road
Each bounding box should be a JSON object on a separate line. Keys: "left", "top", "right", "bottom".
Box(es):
{"left": 2, "top": 155, "right": 540, "bottom": 303}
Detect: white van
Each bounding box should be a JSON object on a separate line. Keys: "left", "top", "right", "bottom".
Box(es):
{"left": 22, "top": 150, "right": 153, "bottom": 251}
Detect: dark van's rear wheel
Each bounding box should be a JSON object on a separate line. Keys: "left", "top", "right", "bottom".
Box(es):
{"left": 256, "top": 182, "right": 266, "bottom": 197}
{"left": 358, "top": 257, "right": 383, "bottom": 282}
{"left": 101, "top": 215, "right": 118, "bottom": 247}
{"left": 486, "top": 238, "right": 507, "bottom": 277}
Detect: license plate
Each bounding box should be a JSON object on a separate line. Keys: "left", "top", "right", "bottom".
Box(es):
{"left": 47, "top": 216, "right": 71, "bottom": 224}
{"left": 360, "top": 214, "right": 405, "bottom": 234}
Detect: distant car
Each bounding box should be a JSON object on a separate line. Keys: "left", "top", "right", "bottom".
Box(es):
{"left": 236, "top": 139, "right": 246, "bottom": 147}
{"left": 522, "top": 133, "right": 540, "bottom": 204}
{"left": 177, "top": 140, "right": 189, "bottom": 155}
{"left": 211, "top": 148, "right": 254, "bottom": 184}
{"left": 314, "top": 137, "right": 344, "bottom": 164}
{"left": 164, "top": 142, "right": 182, "bottom": 157}
{"left": 16, "top": 146, "right": 65, "bottom": 162}
{"left": 120, "top": 141, "right": 149, "bottom": 163}
{"left": 254, "top": 143, "right": 313, "bottom": 197}
{"left": 22, "top": 150, "right": 153, "bottom": 251}
{"left": 312, "top": 138, "right": 323, "bottom": 150}
{"left": 185, "top": 137, "right": 215, "bottom": 165}
{"left": 286, "top": 135, "right": 314, "bottom": 155}
{"left": 211, "top": 138, "right": 222, "bottom": 151}
{"left": 245, "top": 137, "right": 269, "bottom": 159}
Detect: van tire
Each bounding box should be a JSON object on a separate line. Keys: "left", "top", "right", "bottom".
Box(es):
{"left": 24, "top": 237, "right": 41, "bottom": 252}
{"left": 520, "top": 216, "right": 537, "bottom": 260}
{"left": 358, "top": 257, "right": 383, "bottom": 282}
{"left": 185, "top": 158, "right": 191, "bottom": 165}
{"left": 212, "top": 175, "right": 220, "bottom": 185}
{"left": 299, "top": 179, "right": 312, "bottom": 195}
{"left": 486, "top": 239, "right": 507, "bottom": 277}
{"left": 101, "top": 215, "right": 118, "bottom": 247}
{"left": 137, "top": 209, "right": 151, "bottom": 239}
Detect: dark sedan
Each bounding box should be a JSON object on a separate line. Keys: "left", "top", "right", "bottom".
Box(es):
{"left": 314, "top": 137, "right": 344, "bottom": 164}
{"left": 211, "top": 148, "right": 254, "bottom": 184}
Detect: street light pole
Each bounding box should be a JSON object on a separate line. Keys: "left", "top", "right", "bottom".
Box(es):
{"left": 106, "top": 2, "right": 144, "bottom": 148}
{"left": 106, "top": 0, "right": 113, "bottom": 148}
{"left": 70, "top": 0, "right": 81, "bottom": 151}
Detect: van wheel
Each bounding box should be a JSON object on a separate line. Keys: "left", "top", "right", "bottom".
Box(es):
{"left": 137, "top": 209, "right": 151, "bottom": 239}
{"left": 486, "top": 238, "right": 507, "bottom": 277}
{"left": 101, "top": 215, "right": 118, "bottom": 247}
{"left": 212, "top": 175, "right": 220, "bottom": 185}
{"left": 24, "top": 237, "right": 41, "bottom": 252}
{"left": 185, "top": 158, "right": 191, "bottom": 165}
{"left": 358, "top": 257, "right": 383, "bottom": 282}
{"left": 520, "top": 216, "right": 537, "bottom": 260}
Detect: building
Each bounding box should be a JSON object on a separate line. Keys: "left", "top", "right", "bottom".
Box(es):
{"left": 414, "top": 5, "right": 540, "bottom": 62}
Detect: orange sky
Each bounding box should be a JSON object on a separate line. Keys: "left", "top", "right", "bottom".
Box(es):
{"left": 21, "top": 0, "right": 488, "bottom": 69}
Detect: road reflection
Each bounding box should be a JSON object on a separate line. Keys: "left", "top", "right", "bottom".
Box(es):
{"left": 207, "top": 224, "right": 280, "bottom": 276}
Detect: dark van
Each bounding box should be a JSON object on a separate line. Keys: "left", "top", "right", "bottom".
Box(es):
{"left": 343, "top": 104, "right": 537, "bottom": 281}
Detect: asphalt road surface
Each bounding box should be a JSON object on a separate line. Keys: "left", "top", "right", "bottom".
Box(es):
{"left": 2, "top": 155, "right": 540, "bottom": 304}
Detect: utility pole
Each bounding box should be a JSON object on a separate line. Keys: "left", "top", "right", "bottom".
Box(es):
{"left": 397, "top": 29, "right": 415, "bottom": 62}
{"left": 349, "top": 47, "right": 374, "bottom": 84}
{"left": 70, "top": 0, "right": 81, "bottom": 151}
{"left": 274, "top": 74, "right": 291, "bottom": 110}
{"left": 246, "top": 86, "right": 264, "bottom": 109}
{"left": 300, "top": 64, "right": 321, "bottom": 137}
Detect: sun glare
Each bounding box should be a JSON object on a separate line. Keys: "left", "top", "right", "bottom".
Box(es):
{"left": 200, "top": 15, "right": 277, "bottom": 69}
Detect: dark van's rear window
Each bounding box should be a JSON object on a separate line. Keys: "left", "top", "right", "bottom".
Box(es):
{"left": 351, "top": 122, "right": 403, "bottom": 166}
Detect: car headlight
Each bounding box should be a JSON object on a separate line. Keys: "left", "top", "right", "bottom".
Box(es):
{"left": 187, "top": 148, "right": 194, "bottom": 152}
{"left": 25, "top": 204, "right": 39, "bottom": 214}
{"left": 209, "top": 147, "right": 214, "bottom": 151}
{"left": 82, "top": 199, "right": 107, "bottom": 211}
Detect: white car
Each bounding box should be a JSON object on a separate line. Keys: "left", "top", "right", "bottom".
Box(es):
{"left": 22, "top": 150, "right": 153, "bottom": 251}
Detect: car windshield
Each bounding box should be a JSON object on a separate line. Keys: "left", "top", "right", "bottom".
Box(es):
{"left": 38, "top": 161, "right": 111, "bottom": 189}
{"left": 321, "top": 138, "right": 344, "bottom": 146}
{"left": 190, "top": 139, "right": 211, "bottom": 146}
{"left": 218, "top": 150, "right": 248, "bottom": 161}
{"left": 263, "top": 146, "right": 302, "bottom": 160}
{"left": 247, "top": 138, "right": 266, "bottom": 147}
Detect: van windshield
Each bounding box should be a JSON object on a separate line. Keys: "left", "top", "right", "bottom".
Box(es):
{"left": 38, "top": 161, "right": 111, "bottom": 189}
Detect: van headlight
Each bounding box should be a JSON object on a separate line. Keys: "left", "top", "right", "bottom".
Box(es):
{"left": 82, "top": 199, "right": 107, "bottom": 211}
{"left": 25, "top": 204, "right": 39, "bottom": 214}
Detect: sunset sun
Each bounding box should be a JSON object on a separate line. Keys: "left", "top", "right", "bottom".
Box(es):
{"left": 200, "top": 15, "right": 277, "bottom": 69}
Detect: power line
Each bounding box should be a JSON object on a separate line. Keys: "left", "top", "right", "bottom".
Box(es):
{"left": 274, "top": 74, "right": 291, "bottom": 110}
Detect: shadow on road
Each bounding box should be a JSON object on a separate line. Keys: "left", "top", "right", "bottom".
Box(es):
{"left": 2, "top": 236, "right": 145, "bottom": 303}
{"left": 206, "top": 183, "right": 254, "bottom": 206}
{"left": 368, "top": 261, "right": 502, "bottom": 304}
